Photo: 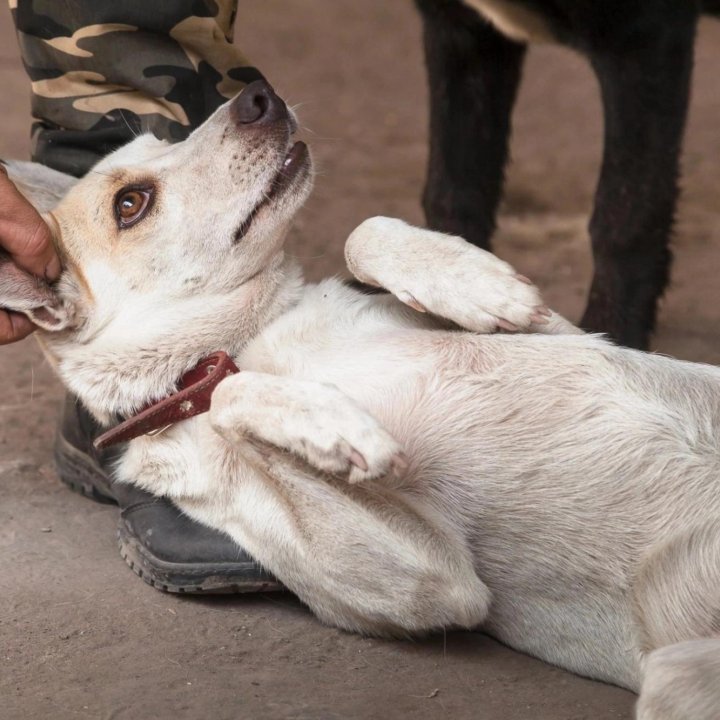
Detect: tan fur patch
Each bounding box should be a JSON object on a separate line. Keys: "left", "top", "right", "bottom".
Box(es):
{"left": 462, "top": 0, "right": 556, "bottom": 43}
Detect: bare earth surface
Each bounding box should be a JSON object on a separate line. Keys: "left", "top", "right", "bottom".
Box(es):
{"left": 1, "top": 3, "right": 719, "bottom": 719}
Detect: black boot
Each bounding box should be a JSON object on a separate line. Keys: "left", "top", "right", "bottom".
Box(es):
{"left": 54, "top": 395, "right": 283, "bottom": 594}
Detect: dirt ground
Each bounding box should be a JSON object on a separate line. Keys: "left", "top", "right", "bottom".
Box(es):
{"left": 1, "top": 3, "right": 719, "bottom": 719}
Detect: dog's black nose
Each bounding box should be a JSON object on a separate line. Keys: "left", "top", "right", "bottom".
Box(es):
{"left": 231, "top": 79, "right": 288, "bottom": 125}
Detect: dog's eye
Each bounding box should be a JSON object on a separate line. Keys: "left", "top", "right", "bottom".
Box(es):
{"left": 115, "top": 187, "right": 153, "bottom": 228}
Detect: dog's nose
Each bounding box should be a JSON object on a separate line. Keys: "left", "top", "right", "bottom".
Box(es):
{"left": 230, "top": 79, "right": 288, "bottom": 126}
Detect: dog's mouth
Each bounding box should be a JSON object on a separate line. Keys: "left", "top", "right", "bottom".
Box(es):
{"left": 233, "top": 141, "right": 309, "bottom": 243}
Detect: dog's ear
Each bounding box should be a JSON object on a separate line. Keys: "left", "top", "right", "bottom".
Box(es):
{"left": 2, "top": 159, "right": 77, "bottom": 213}
{"left": 0, "top": 161, "right": 77, "bottom": 332}
{"left": 0, "top": 249, "right": 72, "bottom": 331}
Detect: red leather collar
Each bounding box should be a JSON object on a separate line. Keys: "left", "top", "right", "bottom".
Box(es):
{"left": 93, "top": 351, "right": 240, "bottom": 449}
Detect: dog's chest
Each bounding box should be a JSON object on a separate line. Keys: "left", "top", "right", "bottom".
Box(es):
{"left": 237, "top": 281, "right": 443, "bottom": 407}
{"left": 460, "top": 0, "right": 556, "bottom": 43}
{"left": 116, "top": 414, "right": 252, "bottom": 513}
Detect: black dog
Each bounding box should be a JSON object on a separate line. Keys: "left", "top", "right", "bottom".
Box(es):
{"left": 415, "top": 0, "right": 719, "bottom": 349}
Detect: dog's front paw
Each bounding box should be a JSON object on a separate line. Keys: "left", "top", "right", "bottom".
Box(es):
{"left": 347, "top": 217, "right": 550, "bottom": 333}
{"left": 399, "top": 266, "right": 550, "bottom": 334}
{"left": 210, "top": 373, "right": 408, "bottom": 484}
{"left": 297, "top": 405, "right": 409, "bottom": 485}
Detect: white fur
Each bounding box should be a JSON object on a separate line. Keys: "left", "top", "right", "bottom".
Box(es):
{"left": 3, "top": 94, "right": 719, "bottom": 720}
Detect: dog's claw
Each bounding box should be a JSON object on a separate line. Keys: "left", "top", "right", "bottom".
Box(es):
{"left": 530, "top": 312, "right": 550, "bottom": 325}
{"left": 397, "top": 291, "right": 427, "bottom": 313}
{"left": 515, "top": 274, "right": 533, "bottom": 285}
{"left": 349, "top": 449, "right": 369, "bottom": 472}
{"left": 537, "top": 305, "right": 552, "bottom": 317}
{"left": 497, "top": 318, "right": 520, "bottom": 333}
{"left": 391, "top": 452, "right": 410, "bottom": 478}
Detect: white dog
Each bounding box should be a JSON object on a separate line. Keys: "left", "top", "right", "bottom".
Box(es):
{"left": 1, "top": 82, "right": 719, "bottom": 720}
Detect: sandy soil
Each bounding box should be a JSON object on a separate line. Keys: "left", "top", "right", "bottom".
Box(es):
{"left": 1, "top": 2, "right": 718, "bottom": 719}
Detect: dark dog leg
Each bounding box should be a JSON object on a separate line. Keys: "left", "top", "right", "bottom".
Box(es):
{"left": 416, "top": 0, "right": 526, "bottom": 250}
{"left": 582, "top": 10, "right": 697, "bottom": 348}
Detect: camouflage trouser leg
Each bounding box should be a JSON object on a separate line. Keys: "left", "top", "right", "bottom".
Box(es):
{"left": 10, "top": 0, "right": 263, "bottom": 177}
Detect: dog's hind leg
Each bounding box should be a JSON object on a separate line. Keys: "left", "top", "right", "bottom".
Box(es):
{"left": 580, "top": 4, "right": 698, "bottom": 348}
{"left": 233, "top": 457, "right": 490, "bottom": 637}
{"left": 633, "top": 520, "right": 720, "bottom": 718}
{"left": 415, "top": 0, "right": 525, "bottom": 250}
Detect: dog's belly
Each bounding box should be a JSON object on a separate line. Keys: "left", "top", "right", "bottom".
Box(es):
{"left": 400, "top": 338, "right": 719, "bottom": 689}
{"left": 484, "top": 586, "right": 639, "bottom": 689}
{"left": 346, "top": 336, "right": 647, "bottom": 687}
{"left": 465, "top": 490, "right": 643, "bottom": 689}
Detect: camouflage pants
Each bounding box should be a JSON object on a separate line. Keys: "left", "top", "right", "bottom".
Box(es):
{"left": 10, "top": 0, "right": 262, "bottom": 176}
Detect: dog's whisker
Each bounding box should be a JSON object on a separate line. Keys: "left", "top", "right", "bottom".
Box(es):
{"left": 118, "top": 109, "right": 140, "bottom": 139}
{"left": 299, "top": 128, "right": 340, "bottom": 141}
{"left": 89, "top": 169, "right": 116, "bottom": 178}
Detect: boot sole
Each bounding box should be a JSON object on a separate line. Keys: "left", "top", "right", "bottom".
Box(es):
{"left": 118, "top": 523, "right": 284, "bottom": 594}
{"left": 55, "top": 431, "right": 283, "bottom": 594}
{"left": 54, "top": 431, "right": 116, "bottom": 504}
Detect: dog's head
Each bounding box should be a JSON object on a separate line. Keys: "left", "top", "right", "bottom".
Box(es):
{"left": 2, "top": 81, "right": 313, "bottom": 420}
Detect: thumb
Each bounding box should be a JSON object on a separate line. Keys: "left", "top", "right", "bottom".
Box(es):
{"left": 0, "top": 164, "right": 60, "bottom": 281}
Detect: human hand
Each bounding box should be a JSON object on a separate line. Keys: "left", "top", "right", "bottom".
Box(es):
{"left": 0, "top": 164, "right": 59, "bottom": 344}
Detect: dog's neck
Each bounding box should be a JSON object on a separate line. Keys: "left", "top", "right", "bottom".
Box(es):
{"left": 45, "top": 257, "right": 305, "bottom": 425}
